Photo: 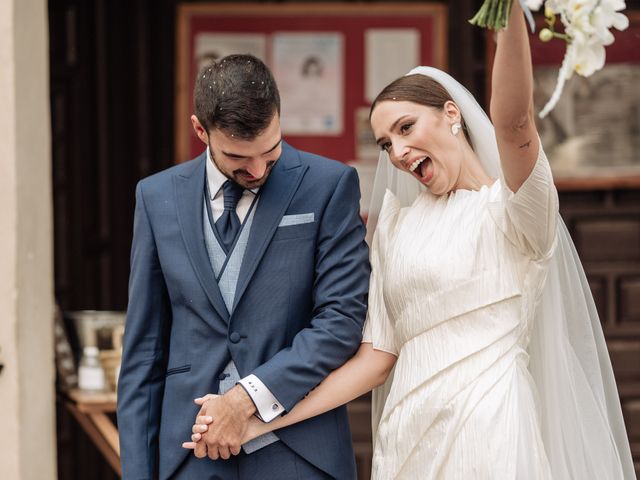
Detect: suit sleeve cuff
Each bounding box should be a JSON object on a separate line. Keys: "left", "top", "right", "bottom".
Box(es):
{"left": 237, "top": 374, "right": 285, "bottom": 423}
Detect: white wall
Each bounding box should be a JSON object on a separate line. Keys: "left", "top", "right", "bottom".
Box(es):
{"left": 0, "top": 0, "right": 56, "bottom": 478}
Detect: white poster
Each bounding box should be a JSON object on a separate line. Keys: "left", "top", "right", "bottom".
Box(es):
{"left": 272, "top": 32, "right": 344, "bottom": 135}
{"left": 365, "top": 29, "right": 420, "bottom": 103}
{"left": 355, "top": 106, "right": 379, "bottom": 161}
{"left": 195, "top": 33, "right": 267, "bottom": 71}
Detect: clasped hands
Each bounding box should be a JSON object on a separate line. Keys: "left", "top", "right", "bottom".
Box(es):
{"left": 181, "top": 385, "right": 265, "bottom": 460}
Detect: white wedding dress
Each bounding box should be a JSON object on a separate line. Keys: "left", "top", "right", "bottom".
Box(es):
{"left": 363, "top": 66, "right": 635, "bottom": 480}
{"left": 363, "top": 148, "right": 559, "bottom": 479}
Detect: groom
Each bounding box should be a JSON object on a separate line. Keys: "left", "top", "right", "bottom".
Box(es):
{"left": 117, "top": 54, "right": 370, "bottom": 479}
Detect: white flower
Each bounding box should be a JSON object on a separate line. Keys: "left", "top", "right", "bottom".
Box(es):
{"left": 525, "top": 0, "right": 545, "bottom": 10}
{"left": 537, "top": 0, "right": 629, "bottom": 117}
{"left": 572, "top": 39, "right": 606, "bottom": 76}
{"left": 592, "top": 3, "right": 629, "bottom": 43}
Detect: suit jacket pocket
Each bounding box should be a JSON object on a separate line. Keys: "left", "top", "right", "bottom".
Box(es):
{"left": 279, "top": 213, "right": 314, "bottom": 227}
{"left": 272, "top": 222, "right": 316, "bottom": 241}
{"left": 165, "top": 364, "right": 191, "bottom": 377}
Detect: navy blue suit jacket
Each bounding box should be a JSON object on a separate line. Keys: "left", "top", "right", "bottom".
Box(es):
{"left": 117, "top": 142, "right": 370, "bottom": 479}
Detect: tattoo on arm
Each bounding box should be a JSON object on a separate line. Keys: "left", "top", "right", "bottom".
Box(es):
{"left": 519, "top": 140, "right": 531, "bottom": 149}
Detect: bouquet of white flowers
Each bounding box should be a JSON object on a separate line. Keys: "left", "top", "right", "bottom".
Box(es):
{"left": 471, "top": 0, "right": 630, "bottom": 117}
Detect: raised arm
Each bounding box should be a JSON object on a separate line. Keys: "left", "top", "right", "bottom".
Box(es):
{"left": 490, "top": 1, "right": 540, "bottom": 192}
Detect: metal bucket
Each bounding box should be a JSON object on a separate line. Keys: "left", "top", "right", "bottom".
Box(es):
{"left": 66, "top": 310, "right": 125, "bottom": 350}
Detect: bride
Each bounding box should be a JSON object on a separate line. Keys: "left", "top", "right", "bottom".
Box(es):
{"left": 186, "top": 3, "right": 635, "bottom": 478}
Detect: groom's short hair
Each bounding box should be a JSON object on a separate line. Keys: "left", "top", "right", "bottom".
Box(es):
{"left": 194, "top": 54, "right": 281, "bottom": 140}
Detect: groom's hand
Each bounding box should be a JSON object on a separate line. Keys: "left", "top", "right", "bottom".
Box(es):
{"left": 200, "top": 385, "right": 256, "bottom": 460}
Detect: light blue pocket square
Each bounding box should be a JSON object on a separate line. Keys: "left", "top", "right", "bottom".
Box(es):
{"left": 278, "top": 213, "right": 315, "bottom": 227}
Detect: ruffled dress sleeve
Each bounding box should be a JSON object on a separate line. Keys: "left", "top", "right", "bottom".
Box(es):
{"left": 491, "top": 146, "right": 560, "bottom": 259}
{"left": 362, "top": 190, "right": 401, "bottom": 357}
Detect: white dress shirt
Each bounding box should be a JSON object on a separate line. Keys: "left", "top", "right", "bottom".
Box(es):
{"left": 205, "top": 150, "right": 285, "bottom": 422}
{"left": 206, "top": 149, "right": 258, "bottom": 222}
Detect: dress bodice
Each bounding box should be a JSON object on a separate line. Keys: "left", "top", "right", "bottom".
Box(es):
{"left": 382, "top": 185, "right": 524, "bottom": 349}
{"left": 364, "top": 147, "right": 558, "bottom": 357}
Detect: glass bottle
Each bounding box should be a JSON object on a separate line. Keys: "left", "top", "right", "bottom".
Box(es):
{"left": 78, "top": 346, "right": 105, "bottom": 392}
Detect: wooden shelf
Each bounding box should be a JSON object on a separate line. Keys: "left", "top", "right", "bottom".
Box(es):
{"left": 556, "top": 176, "right": 640, "bottom": 192}
{"left": 66, "top": 388, "right": 117, "bottom": 413}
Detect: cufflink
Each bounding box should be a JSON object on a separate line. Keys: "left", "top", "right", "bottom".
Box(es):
{"left": 272, "top": 403, "right": 279, "bottom": 411}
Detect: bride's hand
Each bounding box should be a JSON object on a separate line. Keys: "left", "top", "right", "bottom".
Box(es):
{"left": 183, "top": 408, "right": 267, "bottom": 449}
{"left": 181, "top": 394, "right": 218, "bottom": 453}
{"left": 243, "top": 415, "right": 268, "bottom": 443}
{"left": 195, "top": 393, "right": 270, "bottom": 444}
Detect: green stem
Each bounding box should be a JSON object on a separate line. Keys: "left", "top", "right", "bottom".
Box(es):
{"left": 469, "top": 0, "right": 514, "bottom": 31}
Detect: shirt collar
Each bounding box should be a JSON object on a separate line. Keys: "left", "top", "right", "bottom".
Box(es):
{"left": 205, "top": 147, "right": 258, "bottom": 199}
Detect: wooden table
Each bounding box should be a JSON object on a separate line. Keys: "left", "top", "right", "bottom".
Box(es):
{"left": 64, "top": 389, "right": 120, "bottom": 476}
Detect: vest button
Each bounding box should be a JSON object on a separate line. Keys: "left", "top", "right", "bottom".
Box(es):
{"left": 229, "top": 332, "right": 241, "bottom": 343}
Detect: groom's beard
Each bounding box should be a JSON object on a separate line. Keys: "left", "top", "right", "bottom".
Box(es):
{"left": 231, "top": 160, "right": 277, "bottom": 189}
{"left": 209, "top": 145, "right": 278, "bottom": 190}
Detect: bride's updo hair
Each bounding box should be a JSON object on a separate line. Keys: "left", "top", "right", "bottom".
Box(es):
{"left": 370, "top": 74, "right": 472, "bottom": 147}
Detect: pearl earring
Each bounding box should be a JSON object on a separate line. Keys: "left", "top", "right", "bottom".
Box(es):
{"left": 451, "top": 122, "right": 462, "bottom": 136}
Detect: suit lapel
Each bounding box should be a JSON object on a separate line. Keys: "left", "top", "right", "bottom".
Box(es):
{"left": 233, "top": 143, "right": 306, "bottom": 310}
{"left": 174, "top": 154, "right": 230, "bottom": 323}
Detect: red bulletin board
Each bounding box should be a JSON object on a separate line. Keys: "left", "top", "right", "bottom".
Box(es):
{"left": 175, "top": 3, "right": 448, "bottom": 164}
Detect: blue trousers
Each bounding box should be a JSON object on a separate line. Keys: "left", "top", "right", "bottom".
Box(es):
{"left": 172, "top": 440, "right": 334, "bottom": 479}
